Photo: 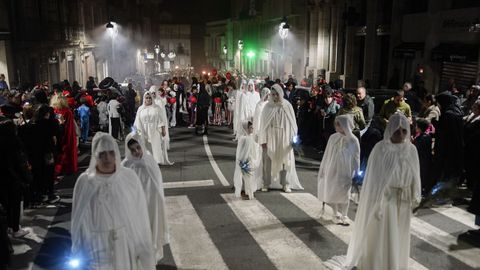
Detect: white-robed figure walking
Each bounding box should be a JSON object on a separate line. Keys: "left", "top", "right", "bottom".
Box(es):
{"left": 325, "top": 113, "right": 421, "bottom": 270}
{"left": 71, "top": 132, "right": 155, "bottom": 270}
{"left": 233, "top": 80, "right": 247, "bottom": 139}
{"left": 237, "top": 80, "right": 260, "bottom": 126}
{"left": 233, "top": 121, "right": 262, "bottom": 199}
{"left": 317, "top": 115, "right": 360, "bottom": 225}
{"left": 258, "top": 84, "right": 303, "bottom": 192}
{"left": 122, "top": 132, "right": 169, "bottom": 263}
{"left": 252, "top": 86, "right": 271, "bottom": 139}
{"left": 134, "top": 92, "right": 173, "bottom": 165}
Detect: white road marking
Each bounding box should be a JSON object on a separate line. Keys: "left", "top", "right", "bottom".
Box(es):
{"left": 430, "top": 206, "right": 476, "bottom": 229}
{"left": 203, "top": 135, "right": 230, "bottom": 186}
{"left": 164, "top": 180, "right": 215, "bottom": 189}
{"left": 221, "top": 193, "right": 326, "bottom": 270}
{"left": 166, "top": 196, "right": 228, "bottom": 270}
{"left": 281, "top": 193, "right": 429, "bottom": 270}
{"left": 411, "top": 216, "right": 480, "bottom": 268}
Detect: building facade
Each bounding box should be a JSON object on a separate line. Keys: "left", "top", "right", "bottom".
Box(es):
{"left": 205, "top": 0, "right": 309, "bottom": 80}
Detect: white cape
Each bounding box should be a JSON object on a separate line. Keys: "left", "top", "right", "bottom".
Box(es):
{"left": 257, "top": 93, "right": 303, "bottom": 190}
{"left": 318, "top": 115, "right": 360, "bottom": 204}
{"left": 134, "top": 103, "right": 172, "bottom": 165}
{"left": 122, "top": 135, "right": 169, "bottom": 262}
{"left": 325, "top": 114, "right": 421, "bottom": 270}
{"left": 72, "top": 165, "right": 155, "bottom": 269}
{"left": 233, "top": 134, "right": 262, "bottom": 198}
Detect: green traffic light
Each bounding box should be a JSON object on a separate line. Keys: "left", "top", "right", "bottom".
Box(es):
{"left": 246, "top": 51, "right": 255, "bottom": 58}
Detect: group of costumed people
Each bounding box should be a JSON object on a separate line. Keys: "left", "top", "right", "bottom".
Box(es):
{"left": 233, "top": 81, "right": 420, "bottom": 269}
{"left": 71, "top": 131, "right": 169, "bottom": 269}
{"left": 233, "top": 83, "right": 303, "bottom": 199}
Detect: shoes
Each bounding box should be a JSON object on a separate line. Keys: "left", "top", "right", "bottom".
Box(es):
{"left": 283, "top": 185, "right": 292, "bottom": 193}
{"left": 340, "top": 216, "right": 351, "bottom": 226}
{"left": 261, "top": 187, "right": 268, "bottom": 192}
{"left": 332, "top": 215, "right": 342, "bottom": 224}
{"left": 12, "top": 228, "right": 29, "bottom": 238}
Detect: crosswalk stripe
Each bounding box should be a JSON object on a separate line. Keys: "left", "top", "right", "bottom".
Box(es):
{"left": 164, "top": 180, "right": 215, "bottom": 189}
{"left": 221, "top": 193, "right": 326, "bottom": 270}
{"left": 430, "top": 206, "right": 476, "bottom": 229}
{"left": 281, "top": 193, "right": 428, "bottom": 270}
{"left": 411, "top": 216, "right": 480, "bottom": 268}
{"left": 165, "top": 196, "right": 228, "bottom": 270}
{"left": 203, "top": 135, "right": 230, "bottom": 186}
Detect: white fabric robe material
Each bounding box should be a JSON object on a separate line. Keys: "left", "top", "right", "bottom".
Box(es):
{"left": 71, "top": 133, "right": 155, "bottom": 270}
{"left": 258, "top": 88, "right": 303, "bottom": 190}
{"left": 134, "top": 104, "right": 172, "bottom": 165}
{"left": 233, "top": 133, "right": 262, "bottom": 198}
{"left": 233, "top": 88, "right": 245, "bottom": 138}
{"left": 238, "top": 91, "right": 261, "bottom": 125}
{"left": 122, "top": 136, "right": 169, "bottom": 262}
{"left": 325, "top": 113, "right": 421, "bottom": 270}
{"left": 318, "top": 115, "right": 360, "bottom": 204}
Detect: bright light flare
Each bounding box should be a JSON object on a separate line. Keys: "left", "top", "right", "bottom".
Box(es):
{"left": 68, "top": 258, "right": 80, "bottom": 268}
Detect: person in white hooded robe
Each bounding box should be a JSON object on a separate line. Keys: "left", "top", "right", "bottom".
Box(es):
{"left": 324, "top": 113, "right": 421, "bottom": 270}
{"left": 71, "top": 132, "right": 155, "bottom": 270}
{"left": 122, "top": 132, "right": 169, "bottom": 263}
{"left": 233, "top": 80, "right": 247, "bottom": 140}
{"left": 233, "top": 121, "right": 262, "bottom": 199}
{"left": 253, "top": 86, "right": 271, "bottom": 139}
{"left": 134, "top": 92, "right": 173, "bottom": 165}
{"left": 317, "top": 115, "right": 360, "bottom": 225}
{"left": 237, "top": 80, "right": 260, "bottom": 134}
{"left": 258, "top": 84, "right": 303, "bottom": 192}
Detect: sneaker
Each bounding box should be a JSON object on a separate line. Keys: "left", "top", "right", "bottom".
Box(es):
{"left": 332, "top": 215, "right": 342, "bottom": 224}
{"left": 261, "top": 187, "right": 269, "bottom": 192}
{"left": 12, "top": 228, "right": 29, "bottom": 238}
{"left": 283, "top": 185, "right": 292, "bottom": 193}
{"left": 47, "top": 195, "right": 61, "bottom": 204}
{"left": 340, "top": 216, "right": 351, "bottom": 226}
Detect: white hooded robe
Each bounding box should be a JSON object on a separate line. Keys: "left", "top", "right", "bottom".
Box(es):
{"left": 233, "top": 124, "right": 262, "bottom": 199}
{"left": 324, "top": 113, "right": 421, "bottom": 270}
{"left": 71, "top": 132, "right": 155, "bottom": 270}
{"left": 257, "top": 84, "right": 303, "bottom": 190}
{"left": 122, "top": 132, "right": 169, "bottom": 263}
{"left": 134, "top": 92, "right": 173, "bottom": 165}
{"left": 317, "top": 115, "right": 360, "bottom": 204}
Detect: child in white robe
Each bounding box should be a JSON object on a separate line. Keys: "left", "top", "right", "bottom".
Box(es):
{"left": 317, "top": 115, "right": 360, "bottom": 225}
{"left": 122, "top": 132, "right": 169, "bottom": 263}
{"left": 233, "top": 121, "right": 262, "bottom": 199}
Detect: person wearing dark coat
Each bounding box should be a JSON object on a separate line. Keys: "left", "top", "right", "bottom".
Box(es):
{"left": 413, "top": 118, "right": 433, "bottom": 195}
{"left": 431, "top": 91, "right": 464, "bottom": 194}
{"left": 463, "top": 100, "right": 480, "bottom": 191}
{"left": 196, "top": 83, "right": 211, "bottom": 135}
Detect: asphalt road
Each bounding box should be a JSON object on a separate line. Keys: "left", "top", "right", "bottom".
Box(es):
{"left": 9, "top": 126, "right": 480, "bottom": 270}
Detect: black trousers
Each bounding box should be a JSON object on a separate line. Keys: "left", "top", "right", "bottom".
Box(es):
{"left": 0, "top": 185, "right": 21, "bottom": 232}
{"left": 110, "top": 117, "right": 121, "bottom": 139}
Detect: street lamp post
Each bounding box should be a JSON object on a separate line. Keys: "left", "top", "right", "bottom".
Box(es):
{"left": 279, "top": 17, "right": 290, "bottom": 80}
{"left": 167, "top": 51, "right": 176, "bottom": 71}
{"left": 154, "top": 45, "right": 160, "bottom": 72}
{"left": 106, "top": 21, "right": 117, "bottom": 79}
{"left": 238, "top": 40, "right": 243, "bottom": 75}
{"left": 223, "top": 45, "right": 228, "bottom": 70}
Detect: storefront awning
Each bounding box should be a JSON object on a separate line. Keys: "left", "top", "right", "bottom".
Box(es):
{"left": 431, "top": 43, "right": 479, "bottom": 62}
{"left": 392, "top": 42, "right": 424, "bottom": 59}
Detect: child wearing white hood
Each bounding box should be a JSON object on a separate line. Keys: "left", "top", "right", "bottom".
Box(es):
{"left": 122, "top": 132, "right": 169, "bottom": 263}
{"left": 233, "top": 121, "right": 262, "bottom": 199}
{"left": 317, "top": 114, "right": 360, "bottom": 225}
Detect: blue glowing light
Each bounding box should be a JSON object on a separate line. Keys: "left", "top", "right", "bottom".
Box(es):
{"left": 130, "top": 126, "right": 137, "bottom": 133}
{"left": 357, "top": 170, "right": 364, "bottom": 177}
{"left": 68, "top": 258, "right": 80, "bottom": 268}
{"left": 292, "top": 135, "right": 300, "bottom": 145}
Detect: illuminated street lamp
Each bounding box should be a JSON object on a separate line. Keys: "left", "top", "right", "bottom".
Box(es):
{"left": 223, "top": 45, "right": 228, "bottom": 70}
{"left": 279, "top": 17, "right": 290, "bottom": 79}
{"left": 238, "top": 40, "right": 244, "bottom": 74}
{"left": 106, "top": 21, "right": 118, "bottom": 79}
{"left": 154, "top": 45, "right": 160, "bottom": 72}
